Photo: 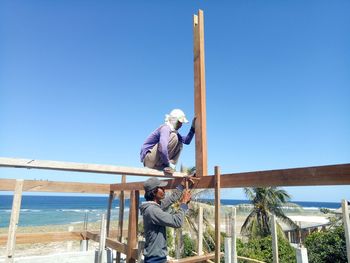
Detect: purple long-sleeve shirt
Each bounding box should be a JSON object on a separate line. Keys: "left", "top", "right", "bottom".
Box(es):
{"left": 140, "top": 124, "right": 195, "bottom": 166}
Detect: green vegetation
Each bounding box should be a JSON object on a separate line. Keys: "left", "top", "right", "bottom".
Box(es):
{"left": 237, "top": 236, "right": 296, "bottom": 263}
{"left": 241, "top": 187, "right": 299, "bottom": 239}
{"left": 182, "top": 233, "right": 195, "bottom": 257}
{"left": 305, "top": 225, "right": 347, "bottom": 263}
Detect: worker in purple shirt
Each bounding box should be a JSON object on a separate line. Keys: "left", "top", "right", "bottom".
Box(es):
{"left": 140, "top": 109, "right": 195, "bottom": 174}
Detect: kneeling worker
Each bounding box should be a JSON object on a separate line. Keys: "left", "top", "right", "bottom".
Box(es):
{"left": 140, "top": 109, "right": 195, "bottom": 174}
{"left": 140, "top": 177, "right": 192, "bottom": 263}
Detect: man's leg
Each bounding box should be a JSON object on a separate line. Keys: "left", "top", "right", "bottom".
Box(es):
{"left": 143, "top": 143, "right": 164, "bottom": 170}
{"left": 144, "top": 133, "right": 183, "bottom": 170}
{"left": 168, "top": 132, "right": 183, "bottom": 165}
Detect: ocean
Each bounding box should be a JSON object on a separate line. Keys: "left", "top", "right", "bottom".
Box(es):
{"left": 0, "top": 195, "right": 341, "bottom": 228}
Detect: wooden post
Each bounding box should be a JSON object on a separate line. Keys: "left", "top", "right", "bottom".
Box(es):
{"left": 198, "top": 206, "right": 203, "bottom": 256}
{"left": 106, "top": 190, "right": 114, "bottom": 237}
{"left": 231, "top": 207, "right": 237, "bottom": 263}
{"left": 342, "top": 199, "right": 350, "bottom": 263}
{"left": 215, "top": 166, "right": 221, "bottom": 263}
{"left": 5, "top": 179, "right": 24, "bottom": 263}
{"left": 116, "top": 175, "right": 126, "bottom": 263}
{"left": 126, "top": 190, "right": 139, "bottom": 263}
{"left": 193, "top": 9, "right": 208, "bottom": 177}
{"left": 271, "top": 215, "right": 279, "bottom": 263}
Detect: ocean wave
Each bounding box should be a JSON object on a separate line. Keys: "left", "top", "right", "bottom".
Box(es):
{"left": 56, "top": 209, "right": 89, "bottom": 213}
{"left": 71, "top": 221, "right": 84, "bottom": 224}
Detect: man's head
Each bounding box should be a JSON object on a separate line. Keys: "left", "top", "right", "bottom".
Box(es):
{"left": 166, "top": 109, "right": 189, "bottom": 130}
{"left": 144, "top": 178, "right": 168, "bottom": 202}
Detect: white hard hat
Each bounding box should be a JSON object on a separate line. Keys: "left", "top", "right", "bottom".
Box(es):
{"left": 169, "top": 109, "right": 189, "bottom": 123}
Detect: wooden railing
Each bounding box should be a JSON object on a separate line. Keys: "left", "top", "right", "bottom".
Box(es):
{"left": 1, "top": 157, "right": 350, "bottom": 263}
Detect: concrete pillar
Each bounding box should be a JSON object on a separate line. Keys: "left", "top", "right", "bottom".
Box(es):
{"left": 295, "top": 246, "right": 309, "bottom": 263}
{"left": 80, "top": 239, "right": 88, "bottom": 251}
{"left": 224, "top": 237, "right": 232, "bottom": 263}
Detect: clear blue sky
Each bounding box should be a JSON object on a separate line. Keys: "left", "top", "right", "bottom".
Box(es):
{"left": 1, "top": 1, "right": 349, "bottom": 202}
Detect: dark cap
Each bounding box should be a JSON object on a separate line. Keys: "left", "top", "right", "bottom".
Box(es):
{"left": 144, "top": 178, "right": 168, "bottom": 192}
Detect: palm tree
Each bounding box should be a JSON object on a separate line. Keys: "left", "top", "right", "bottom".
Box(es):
{"left": 241, "top": 187, "right": 299, "bottom": 239}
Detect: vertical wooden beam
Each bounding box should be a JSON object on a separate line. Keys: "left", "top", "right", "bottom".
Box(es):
{"left": 116, "top": 175, "right": 126, "bottom": 263}
{"left": 5, "top": 179, "right": 24, "bottom": 263}
{"left": 197, "top": 206, "right": 203, "bottom": 256}
{"left": 214, "top": 166, "right": 221, "bottom": 263}
{"left": 106, "top": 191, "right": 114, "bottom": 237}
{"left": 193, "top": 9, "right": 208, "bottom": 177}
{"left": 271, "top": 215, "right": 279, "bottom": 263}
{"left": 127, "top": 190, "right": 138, "bottom": 263}
{"left": 342, "top": 199, "right": 350, "bottom": 263}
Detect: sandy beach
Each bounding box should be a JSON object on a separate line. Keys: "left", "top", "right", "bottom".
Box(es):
{"left": 0, "top": 205, "right": 329, "bottom": 258}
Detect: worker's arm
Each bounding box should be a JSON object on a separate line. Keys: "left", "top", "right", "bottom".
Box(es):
{"left": 148, "top": 205, "right": 187, "bottom": 228}
{"left": 160, "top": 185, "right": 184, "bottom": 210}
{"left": 181, "top": 117, "right": 195, "bottom": 145}
{"left": 150, "top": 191, "right": 191, "bottom": 228}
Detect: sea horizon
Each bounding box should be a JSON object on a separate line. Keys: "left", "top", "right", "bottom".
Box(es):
{"left": 0, "top": 195, "right": 341, "bottom": 228}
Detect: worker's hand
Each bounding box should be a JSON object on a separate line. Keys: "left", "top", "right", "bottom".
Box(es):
{"left": 180, "top": 190, "right": 191, "bottom": 204}
{"left": 191, "top": 117, "right": 196, "bottom": 131}
{"left": 181, "top": 175, "right": 195, "bottom": 189}
{"left": 164, "top": 167, "right": 175, "bottom": 175}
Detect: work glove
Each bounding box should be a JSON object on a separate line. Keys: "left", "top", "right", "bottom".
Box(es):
{"left": 191, "top": 117, "right": 196, "bottom": 131}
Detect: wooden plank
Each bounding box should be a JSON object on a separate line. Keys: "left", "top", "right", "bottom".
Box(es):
{"left": 342, "top": 200, "right": 350, "bottom": 263}
{"left": 5, "top": 180, "right": 24, "bottom": 262}
{"left": 116, "top": 175, "right": 126, "bottom": 263}
{"left": 237, "top": 256, "right": 266, "bottom": 263}
{"left": 0, "top": 157, "right": 186, "bottom": 177}
{"left": 85, "top": 231, "right": 128, "bottom": 255}
{"left": 271, "top": 215, "right": 279, "bottom": 263}
{"left": 0, "top": 178, "right": 111, "bottom": 194}
{"left": 0, "top": 231, "right": 84, "bottom": 245}
{"left": 193, "top": 9, "right": 208, "bottom": 177}
{"left": 167, "top": 252, "right": 224, "bottom": 263}
{"left": 126, "top": 190, "right": 138, "bottom": 263}
{"left": 110, "top": 163, "right": 350, "bottom": 191}
{"left": 214, "top": 166, "right": 221, "bottom": 263}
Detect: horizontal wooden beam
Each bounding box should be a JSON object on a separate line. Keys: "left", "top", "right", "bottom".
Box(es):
{"left": 0, "top": 179, "right": 111, "bottom": 194}
{"left": 84, "top": 231, "right": 136, "bottom": 257}
{"left": 237, "top": 256, "right": 266, "bottom": 263}
{"left": 0, "top": 230, "right": 128, "bottom": 246}
{"left": 0, "top": 231, "right": 83, "bottom": 245}
{"left": 111, "top": 163, "right": 350, "bottom": 191}
{"left": 0, "top": 157, "right": 186, "bottom": 178}
{"left": 167, "top": 252, "right": 223, "bottom": 263}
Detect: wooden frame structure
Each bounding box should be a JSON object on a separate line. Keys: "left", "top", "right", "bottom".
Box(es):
{"left": 1, "top": 160, "right": 350, "bottom": 262}
{"left": 1, "top": 9, "right": 350, "bottom": 263}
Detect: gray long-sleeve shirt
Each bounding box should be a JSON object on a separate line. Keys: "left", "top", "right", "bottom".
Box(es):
{"left": 140, "top": 185, "right": 188, "bottom": 258}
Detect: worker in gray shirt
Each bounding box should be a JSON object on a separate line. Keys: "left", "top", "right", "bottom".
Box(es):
{"left": 140, "top": 177, "right": 192, "bottom": 263}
